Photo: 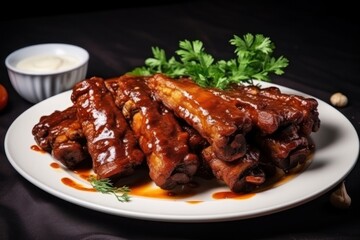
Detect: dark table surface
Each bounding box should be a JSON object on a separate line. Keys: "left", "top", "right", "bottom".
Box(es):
{"left": 1, "top": 1, "right": 359, "bottom": 239}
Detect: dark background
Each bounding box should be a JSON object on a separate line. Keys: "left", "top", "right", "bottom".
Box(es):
{"left": 1, "top": 1, "right": 359, "bottom": 239}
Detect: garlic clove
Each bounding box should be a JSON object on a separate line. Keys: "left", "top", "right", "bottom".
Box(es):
{"left": 330, "top": 92, "right": 348, "bottom": 107}
{"left": 330, "top": 181, "right": 351, "bottom": 209}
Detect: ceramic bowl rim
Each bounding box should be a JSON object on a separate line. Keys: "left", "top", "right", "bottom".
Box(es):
{"left": 5, "top": 43, "right": 89, "bottom": 76}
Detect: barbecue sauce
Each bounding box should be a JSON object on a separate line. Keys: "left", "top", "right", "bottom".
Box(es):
{"left": 61, "top": 177, "right": 96, "bottom": 192}
{"left": 39, "top": 146, "right": 313, "bottom": 202}
{"left": 46, "top": 150, "right": 313, "bottom": 201}
{"left": 50, "top": 162, "right": 61, "bottom": 169}
{"left": 31, "top": 144, "right": 46, "bottom": 153}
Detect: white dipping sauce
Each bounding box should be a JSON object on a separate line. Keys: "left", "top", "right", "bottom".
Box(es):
{"left": 16, "top": 54, "right": 79, "bottom": 73}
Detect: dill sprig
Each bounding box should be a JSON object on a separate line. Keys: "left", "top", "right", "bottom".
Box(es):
{"left": 88, "top": 175, "right": 131, "bottom": 202}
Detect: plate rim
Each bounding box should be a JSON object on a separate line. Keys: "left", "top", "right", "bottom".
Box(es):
{"left": 4, "top": 81, "right": 359, "bottom": 223}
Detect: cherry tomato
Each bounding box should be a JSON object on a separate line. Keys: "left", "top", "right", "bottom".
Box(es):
{"left": 0, "top": 83, "right": 9, "bottom": 111}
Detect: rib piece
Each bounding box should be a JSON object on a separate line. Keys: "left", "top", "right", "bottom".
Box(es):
{"left": 32, "top": 106, "right": 90, "bottom": 169}
{"left": 209, "top": 84, "right": 319, "bottom": 172}
{"left": 50, "top": 116, "right": 90, "bottom": 169}
{"left": 202, "top": 145, "right": 272, "bottom": 193}
{"left": 32, "top": 106, "right": 79, "bottom": 152}
{"left": 209, "top": 88, "right": 301, "bottom": 134}
{"left": 253, "top": 124, "right": 314, "bottom": 172}
{"left": 105, "top": 75, "right": 199, "bottom": 190}
{"left": 71, "top": 77, "right": 144, "bottom": 179}
{"left": 177, "top": 118, "right": 213, "bottom": 179}
{"left": 230, "top": 85, "right": 320, "bottom": 135}
{"left": 146, "top": 73, "right": 252, "bottom": 162}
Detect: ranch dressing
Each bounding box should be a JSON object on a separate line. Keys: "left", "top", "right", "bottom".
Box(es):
{"left": 16, "top": 54, "right": 79, "bottom": 73}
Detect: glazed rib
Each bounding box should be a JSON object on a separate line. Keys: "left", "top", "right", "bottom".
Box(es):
{"left": 253, "top": 124, "right": 314, "bottom": 172}
{"left": 50, "top": 116, "right": 90, "bottom": 169}
{"left": 202, "top": 145, "right": 270, "bottom": 193}
{"left": 105, "top": 75, "right": 199, "bottom": 190}
{"left": 71, "top": 77, "right": 144, "bottom": 179}
{"left": 146, "top": 73, "right": 252, "bottom": 162}
{"left": 231, "top": 85, "right": 320, "bottom": 135}
{"left": 177, "top": 118, "right": 213, "bottom": 179}
{"left": 209, "top": 88, "right": 301, "bottom": 134}
{"left": 32, "top": 106, "right": 89, "bottom": 169}
{"left": 209, "top": 84, "right": 319, "bottom": 171}
{"left": 31, "top": 73, "right": 320, "bottom": 194}
{"left": 32, "top": 106, "right": 79, "bottom": 152}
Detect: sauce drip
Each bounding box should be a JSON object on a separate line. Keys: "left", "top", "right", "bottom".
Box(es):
{"left": 213, "top": 191, "right": 255, "bottom": 199}
{"left": 50, "top": 162, "right": 61, "bottom": 169}
{"left": 73, "top": 168, "right": 93, "bottom": 181}
{"left": 54, "top": 160, "right": 311, "bottom": 202}
{"left": 41, "top": 149, "right": 313, "bottom": 202}
{"left": 61, "top": 177, "right": 95, "bottom": 192}
{"left": 130, "top": 181, "right": 198, "bottom": 199}
{"left": 31, "top": 145, "right": 46, "bottom": 153}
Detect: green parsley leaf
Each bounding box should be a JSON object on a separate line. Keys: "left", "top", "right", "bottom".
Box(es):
{"left": 129, "top": 33, "right": 289, "bottom": 89}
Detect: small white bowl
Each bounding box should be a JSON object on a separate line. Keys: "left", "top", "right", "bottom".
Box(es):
{"left": 5, "top": 43, "right": 89, "bottom": 103}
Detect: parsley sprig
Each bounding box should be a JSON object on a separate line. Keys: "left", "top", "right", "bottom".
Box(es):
{"left": 88, "top": 175, "right": 131, "bottom": 202}
{"left": 130, "top": 33, "right": 289, "bottom": 89}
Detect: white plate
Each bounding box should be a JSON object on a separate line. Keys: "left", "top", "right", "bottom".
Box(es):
{"left": 5, "top": 81, "right": 359, "bottom": 223}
